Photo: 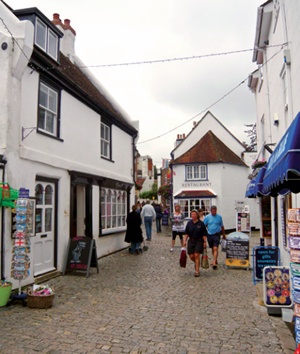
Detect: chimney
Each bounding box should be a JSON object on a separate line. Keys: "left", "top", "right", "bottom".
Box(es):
{"left": 52, "top": 14, "right": 76, "bottom": 62}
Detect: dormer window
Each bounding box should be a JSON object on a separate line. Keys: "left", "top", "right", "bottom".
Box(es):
{"left": 35, "top": 18, "right": 58, "bottom": 61}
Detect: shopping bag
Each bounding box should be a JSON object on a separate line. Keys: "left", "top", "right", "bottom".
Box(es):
{"left": 201, "top": 247, "right": 209, "bottom": 269}
{"left": 221, "top": 239, "right": 227, "bottom": 252}
{"left": 179, "top": 247, "right": 187, "bottom": 268}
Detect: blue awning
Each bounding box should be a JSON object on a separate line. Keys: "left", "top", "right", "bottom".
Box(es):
{"left": 262, "top": 112, "right": 300, "bottom": 195}
{"left": 245, "top": 165, "right": 269, "bottom": 198}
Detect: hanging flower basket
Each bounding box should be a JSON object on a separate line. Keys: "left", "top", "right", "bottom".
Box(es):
{"left": 252, "top": 159, "right": 267, "bottom": 169}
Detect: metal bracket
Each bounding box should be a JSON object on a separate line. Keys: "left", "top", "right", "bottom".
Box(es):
{"left": 22, "top": 127, "right": 36, "bottom": 141}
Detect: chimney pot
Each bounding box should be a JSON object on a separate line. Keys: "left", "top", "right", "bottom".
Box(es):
{"left": 64, "top": 19, "right": 70, "bottom": 26}
{"left": 53, "top": 13, "right": 60, "bottom": 20}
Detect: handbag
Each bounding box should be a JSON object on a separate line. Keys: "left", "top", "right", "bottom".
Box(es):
{"left": 179, "top": 247, "right": 187, "bottom": 268}
{"left": 201, "top": 247, "right": 209, "bottom": 269}
{"left": 221, "top": 239, "right": 227, "bottom": 252}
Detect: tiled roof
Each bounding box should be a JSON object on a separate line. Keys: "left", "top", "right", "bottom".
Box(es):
{"left": 30, "top": 49, "right": 137, "bottom": 135}
{"left": 172, "top": 130, "right": 247, "bottom": 166}
{"left": 174, "top": 190, "right": 216, "bottom": 198}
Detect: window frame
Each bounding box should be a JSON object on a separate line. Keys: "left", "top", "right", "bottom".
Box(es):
{"left": 100, "top": 121, "right": 112, "bottom": 160}
{"left": 100, "top": 188, "right": 127, "bottom": 235}
{"left": 178, "top": 199, "right": 212, "bottom": 219}
{"left": 37, "top": 79, "right": 61, "bottom": 139}
{"left": 35, "top": 17, "right": 58, "bottom": 61}
{"left": 185, "top": 164, "right": 207, "bottom": 181}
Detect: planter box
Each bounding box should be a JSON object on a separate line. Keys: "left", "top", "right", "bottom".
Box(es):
{"left": 0, "top": 284, "right": 12, "bottom": 307}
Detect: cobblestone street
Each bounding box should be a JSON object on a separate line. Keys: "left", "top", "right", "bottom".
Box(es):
{"left": 0, "top": 228, "right": 296, "bottom": 353}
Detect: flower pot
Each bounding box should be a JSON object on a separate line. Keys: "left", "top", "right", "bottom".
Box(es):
{"left": 0, "top": 283, "right": 12, "bottom": 307}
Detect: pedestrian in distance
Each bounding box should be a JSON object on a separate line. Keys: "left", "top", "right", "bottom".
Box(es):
{"left": 170, "top": 204, "right": 185, "bottom": 252}
{"left": 198, "top": 208, "right": 205, "bottom": 221}
{"left": 154, "top": 202, "right": 163, "bottom": 233}
{"left": 203, "top": 205, "right": 226, "bottom": 269}
{"left": 140, "top": 199, "right": 156, "bottom": 241}
{"left": 183, "top": 209, "right": 207, "bottom": 277}
{"left": 124, "top": 205, "right": 143, "bottom": 254}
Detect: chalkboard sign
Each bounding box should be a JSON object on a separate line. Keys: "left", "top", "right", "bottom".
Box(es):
{"left": 63, "top": 236, "right": 99, "bottom": 278}
{"left": 225, "top": 240, "right": 249, "bottom": 268}
{"left": 162, "top": 212, "right": 169, "bottom": 226}
{"left": 253, "top": 246, "right": 280, "bottom": 283}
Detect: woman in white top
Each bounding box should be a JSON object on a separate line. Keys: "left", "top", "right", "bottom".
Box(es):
{"left": 170, "top": 204, "right": 185, "bottom": 251}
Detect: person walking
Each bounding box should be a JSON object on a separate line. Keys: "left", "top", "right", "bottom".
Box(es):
{"left": 124, "top": 205, "right": 143, "bottom": 254}
{"left": 203, "top": 205, "right": 226, "bottom": 269}
{"left": 154, "top": 203, "right": 163, "bottom": 233}
{"left": 170, "top": 204, "right": 185, "bottom": 252}
{"left": 198, "top": 208, "right": 205, "bottom": 221}
{"left": 140, "top": 200, "right": 156, "bottom": 241}
{"left": 183, "top": 210, "right": 207, "bottom": 277}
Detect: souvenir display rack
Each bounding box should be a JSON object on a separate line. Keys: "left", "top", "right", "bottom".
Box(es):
{"left": 288, "top": 208, "right": 300, "bottom": 346}
{"left": 11, "top": 196, "right": 33, "bottom": 302}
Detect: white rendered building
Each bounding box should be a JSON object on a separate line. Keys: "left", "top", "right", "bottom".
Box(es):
{"left": 0, "top": 3, "right": 138, "bottom": 287}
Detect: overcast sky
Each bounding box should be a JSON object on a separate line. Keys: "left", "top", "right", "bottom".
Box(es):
{"left": 7, "top": 0, "right": 263, "bottom": 166}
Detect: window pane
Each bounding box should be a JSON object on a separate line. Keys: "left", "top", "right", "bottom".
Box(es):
{"left": 48, "top": 30, "right": 58, "bottom": 60}
{"left": 36, "top": 19, "right": 46, "bottom": 50}
{"left": 38, "top": 108, "right": 46, "bottom": 129}
{"left": 35, "top": 184, "right": 44, "bottom": 205}
{"left": 101, "top": 123, "right": 110, "bottom": 158}
{"left": 48, "top": 89, "right": 57, "bottom": 112}
{"left": 35, "top": 209, "right": 43, "bottom": 233}
{"left": 45, "top": 208, "right": 52, "bottom": 232}
{"left": 194, "top": 166, "right": 199, "bottom": 179}
{"left": 39, "top": 84, "right": 48, "bottom": 107}
{"left": 46, "top": 111, "right": 55, "bottom": 133}
{"left": 45, "top": 185, "right": 53, "bottom": 204}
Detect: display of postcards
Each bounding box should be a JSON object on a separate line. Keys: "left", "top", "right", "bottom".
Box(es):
{"left": 295, "top": 303, "right": 300, "bottom": 317}
{"left": 296, "top": 330, "right": 300, "bottom": 346}
{"left": 13, "top": 230, "right": 26, "bottom": 239}
{"left": 15, "top": 214, "right": 27, "bottom": 223}
{"left": 296, "top": 317, "right": 300, "bottom": 332}
{"left": 287, "top": 223, "right": 300, "bottom": 236}
{"left": 287, "top": 208, "right": 300, "bottom": 223}
{"left": 291, "top": 249, "right": 300, "bottom": 263}
{"left": 291, "top": 263, "right": 300, "bottom": 277}
{"left": 293, "top": 277, "right": 300, "bottom": 291}
{"left": 15, "top": 224, "right": 27, "bottom": 231}
{"left": 13, "top": 246, "right": 26, "bottom": 255}
{"left": 16, "top": 198, "right": 29, "bottom": 207}
{"left": 289, "top": 236, "right": 300, "bottom": 249}
{"left": 293, "top": 290, "right": 300, "bottom": 304}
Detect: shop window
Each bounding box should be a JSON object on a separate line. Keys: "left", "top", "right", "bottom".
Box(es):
{"left": 262, "top": 196, "right": 271, "bottom": 238}
{"left": 177, "top": 199, "right": 211, "bottom": 218}
{"left": 100, "top": 187, "right": 127, "bottom": 234}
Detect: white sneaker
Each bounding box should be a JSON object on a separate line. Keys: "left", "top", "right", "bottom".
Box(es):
{"left": 170, "top": 248, "right": 174, "bottom": 252}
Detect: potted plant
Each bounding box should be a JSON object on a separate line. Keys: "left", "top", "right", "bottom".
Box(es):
{"left": 0, "top": 279, "right": 12, "bottom": 307}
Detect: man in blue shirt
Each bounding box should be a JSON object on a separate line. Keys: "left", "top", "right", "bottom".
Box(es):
{"left": 203, "top": 205, "right": 226, "bottom": 269}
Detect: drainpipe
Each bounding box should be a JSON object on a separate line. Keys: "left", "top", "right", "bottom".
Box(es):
{"left": 0, "top": 155, "right": 7, "bottom": 280}
{"left": 131, "top": 135, "right": 138, "bottom": 212}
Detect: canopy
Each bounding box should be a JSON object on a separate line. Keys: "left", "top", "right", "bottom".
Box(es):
{"left": 174, "top": 190, "right": 216, "bottom": 199}
{"left": 245, "top": 165, "right": 269, "bottom": 198}
{"left": 262, "top": 112, "right": 300, "bottom": 195}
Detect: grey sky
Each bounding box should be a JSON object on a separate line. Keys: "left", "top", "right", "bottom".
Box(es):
{"left": 7, "top": 0, "right": 263, "bottom": 165}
